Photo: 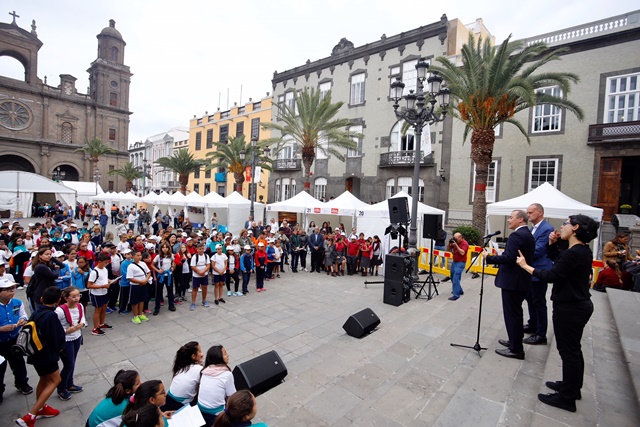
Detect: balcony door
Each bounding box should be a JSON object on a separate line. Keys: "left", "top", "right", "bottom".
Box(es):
{"left": 597, "top": 157, "right": 621, "bottom": 221}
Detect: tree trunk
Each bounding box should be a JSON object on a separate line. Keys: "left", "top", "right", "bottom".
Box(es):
{"left": 470, "top": 128, "right": 495, "bottom": 233}
{"left": 179, "top": 174, "right": 188, "bottom": 194}
{"left": 301, "top": 148, "right": 315, "bottom": 193}
{"left": 125, "top": 181, "right": 133, "bottom": 192}
{"left": 234, "top": 172, "right": 245, "bottom": 194}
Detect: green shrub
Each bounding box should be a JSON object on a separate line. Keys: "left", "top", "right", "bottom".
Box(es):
{"left": 453, "top": 226, "right": 482, "bottom": 246}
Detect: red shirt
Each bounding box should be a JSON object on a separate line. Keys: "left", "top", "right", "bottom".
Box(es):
{"left": 254, "top": 249, "right": 267, "bottom": 267}
{"left": 452, "top": 239, "right": 469, "bottom": 263}
{"left": 347, "top": 241, "right": 360, "bottom": 256}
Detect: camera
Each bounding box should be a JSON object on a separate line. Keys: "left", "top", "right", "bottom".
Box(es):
{"left": 449, "top": 238, "right": 456, "bottom": 245}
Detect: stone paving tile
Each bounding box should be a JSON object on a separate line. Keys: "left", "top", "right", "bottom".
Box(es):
{"left": 305, "top": 384, "right": 362, "bottom": 424}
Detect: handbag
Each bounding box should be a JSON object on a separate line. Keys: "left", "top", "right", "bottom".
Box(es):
{"left": 622, "top": 260, "right": 640, "bottom": 275}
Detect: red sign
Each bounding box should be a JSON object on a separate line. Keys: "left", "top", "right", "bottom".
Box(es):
{"left": 313, "top": 207, "right": 321, "bottom": 213}
{"left": 331, "top": 208, "right": 339, "bottom": 214}
{"left": 245, "top": 166, "right": 252, "bottom": 182}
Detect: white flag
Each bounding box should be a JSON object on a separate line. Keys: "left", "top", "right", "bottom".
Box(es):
{"left": 421, "top": 125, "right": 432, "bottom": 156}
{"left": 254, "top": 166, "right": 262, "bottom": 183}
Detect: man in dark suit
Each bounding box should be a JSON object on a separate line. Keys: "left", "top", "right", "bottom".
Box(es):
{"left": 523, "top": 203, "right": 554, "bottom": 345}
{"left": 309, "top": 227, "right": 324, "bottom": 273}
{"left": 484, "top": 210, "right": 535, "bottom": 359}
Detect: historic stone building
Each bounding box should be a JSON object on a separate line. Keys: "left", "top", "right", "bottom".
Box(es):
{"left": 0, "top": 16, "right": 132, "bottom": 191}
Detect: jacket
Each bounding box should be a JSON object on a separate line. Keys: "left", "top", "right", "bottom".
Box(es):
{"left": 485, "top": 226, "right": 535, "bottom": 292}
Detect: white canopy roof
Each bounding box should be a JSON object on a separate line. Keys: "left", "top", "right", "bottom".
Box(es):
{"left": 0, "top": 171, "right": 77, "bottom": 214}
{"left": 169, "top": 191, "right": 187, "bottom": 205}
{"left": 61, "top": 181, "right": 104, "bottom": 204}
{"left": 142, "top": 192, "right": 159, "bottom": 204}
{"left": 360, "top": 191, "right": 445, "bottom": 218}
{"left": 267, "top": 191, "right": 324, "bottom": 214}
{"left": 202, "top": 191, "right": 226, "bottom": 207}
{"left": 154, "top": 191, "right": 173, "bottom": 204}
{"left": 322, "top": 191, "right": 370, "bottom": 216}
{"left": 184, "top": 191, "right": 206, "bottom": 207}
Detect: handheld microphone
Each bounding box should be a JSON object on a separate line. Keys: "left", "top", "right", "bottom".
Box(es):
{"left": 483, "top": 230, "right": 501, "bottom": 239}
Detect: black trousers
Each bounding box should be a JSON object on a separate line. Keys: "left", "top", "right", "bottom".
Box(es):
{"left": 298, "top": 251, "right": 307, "bottom": 269}
{"left": 501, "top": 288, "right": 528, "bottom": 353}
{"left": 118, "top": 286, "right": 131, "bottom": 313}
{"left": 0, "top": 336, "right": 30, "bottom": 393}
{"left": 553, "top": 300, "right": 593, "bottom": 400}
{"left": 226, "top": 270, "right": 240, "bottom": 292}
{"left": 525, "top": 280, "right": 548, "bottom": 337}
{"left": 311, "top": 251, "right": 323, "bottom": 272}
{"left": 107, "top": 280, "right": 120, "bottom": 310}
{"left": 155, "top": 274, "right": 175, "bottom": 311}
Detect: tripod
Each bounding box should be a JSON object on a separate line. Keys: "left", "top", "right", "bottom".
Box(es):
{"left": 450, "top": 235, "right": 493, "bottom": 355}
{"left": 415, "top": 239, "right": 439, "bottom": 300}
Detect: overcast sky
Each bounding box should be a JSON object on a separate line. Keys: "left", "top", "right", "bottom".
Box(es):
{"left": 0, "top": 0, "right": 635, "bottom": 145}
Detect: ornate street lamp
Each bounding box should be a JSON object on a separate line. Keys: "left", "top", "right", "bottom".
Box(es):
{"left": 52, "top": 167, "right": 66, "bottom": 182}
{"left": 389, "top": 59, "right": 450, "bottom": 262}
{"left": 93, "top": 168, "right": 102, "bottom": 195}
{"left": 240, "top": 137, "right": 270, "bottom": 221}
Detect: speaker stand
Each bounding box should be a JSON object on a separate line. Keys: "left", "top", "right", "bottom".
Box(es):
{"left": 414, "top": 240, "right": 439, "bottom": 300}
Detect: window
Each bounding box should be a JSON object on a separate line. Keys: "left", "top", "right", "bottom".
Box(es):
{"left": 220, "top": 124, "right": 229, "bottom": 143}
{"left": 194, "top": 169, "right": 201, "bottom": 179}
{"left": 386, "top": 179, "right": 395, "bottom": 199}
{"left": 236, "top": 121, "right": 244, "bottom": 137}
{"left": 253, "top": 101, "right": 261, "bottom": 110}
{"left": 390, "top": 121, "right": 416, "bottom": 151}
{"left": 472, "top": 160, "right": 499, "bottom": 203}
{"left": 390, "top": 65, "right": 401, "bottom": 87}
{"left": 217, "top": 184, "right": 225, "bottom": 197}
{"left": 347, "top": 125, "right": 363, "bottom": 157}
{"left": 251, "top": 118, "right": 260, "bottom": 139}
{"left": 194, "top": 183, "right": 200, "bottom": 194}
{"left": 61, "top": 122, "right": 72, "bottom": 143}
{"left": 277, "top": 95, "right": 285, "bottom": 120}
{"left": 605, "top": 73, "right": 640, "bottom": 122}
{"left": 532, "top": 86, "right": 562, "bottom": 133}
{"left": 204, "top": 183, "right": 211, "bottom": 194}
{"left": 221, "top": 111, "right": 230, "bottom": 119}
{"left": 109, "top": 165, "right": 115, "bottom": 172}
{"left": 110, "top": 92, "right": 118, "bottom": 107}
{"left": 315, "top": 177, "right": 327, "bottom": 200}
{"left": 398, "top": 177, "right": 424, "bottom": 202}
{"left": 109, "top": 128, "right": 116, "bottom": 141}
{"left": 319, "top": 81, "right": 331, "bottom": 100}
{"left": 275, "top": 179, "right": 281, "bottom": 202}
{"left": 350, "top": 73, "right": 365, "bottom": 105}
{"left": 205, "top": 169, "right": 211, "bottom": 179}
{"left": 206, "top": 129, "right": 213, "bottom": 149}
{"left": 111, "top": 47, "right": 118, "bottom": 62}
{"left": 402, "top": 59, "right": 418, "bottom": 95}
{"left": 528, "top": 158, "right": 558, "bottom": 191}
{"left": 285, "top": 92, "right": 296, "bottom": 114}
{"left": 283, "top": 178, "right": 294, "bottom": 200}
{"left": 278, "top": 142, "right": 295, "bottom": 160}
{"left": 238, "top": 106, "right": 245, "bottom": 114}
{"left": 195, "top": 132, "right": 202, "bottom": 150}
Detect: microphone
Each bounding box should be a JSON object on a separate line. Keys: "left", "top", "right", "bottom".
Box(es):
{"left": 483, "top": 230, "right": 501, "bottom": 239}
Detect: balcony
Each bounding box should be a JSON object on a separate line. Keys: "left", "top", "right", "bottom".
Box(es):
{"left": 273, "top": 158, "right": 302, "bottom": 171}
{"left": 379, "top": 151, "right": 434, "bottom": 167}
{"left": 587, "top": 121, "right": 640, "bottom": 143}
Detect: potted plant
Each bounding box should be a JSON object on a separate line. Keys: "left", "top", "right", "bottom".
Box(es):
{"left": 620, "top": 204, "right": 632, "bottom": 214}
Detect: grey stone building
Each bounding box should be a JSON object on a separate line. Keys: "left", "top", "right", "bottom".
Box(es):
{"left": 0, "top": 16, "right": 132, "bottom": 192}
{"left": 268, "top": 15, "right": 492, "bottom": 209}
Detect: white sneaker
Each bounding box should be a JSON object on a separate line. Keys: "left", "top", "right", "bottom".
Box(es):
{"left": 227, "top": 291, "right": 232, "bottom": 297}
{"left": 235, "top": 292, "right": 243, "bottom": 296}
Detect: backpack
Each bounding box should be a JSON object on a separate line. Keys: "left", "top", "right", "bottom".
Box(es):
{"left": 60, "top": 303, "right": 83, "bottom": 326}
{"left": 12, "top": 311, "right": 47, "bottom": 357}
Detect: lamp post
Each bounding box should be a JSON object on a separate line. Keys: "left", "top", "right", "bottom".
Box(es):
{"left": 240, "top": 137, "right": 270, "bottom": 221}
{"left": 142, "top": 158, "right": 150, "bottom": 195}
{"left": 52, "top": 167, "right": 66, "bottom": 182}
{"left": 389, "top": 59, "right": 450, "bottom": 260}
{"left": 93, "top": 168, "right": 101, "bottom": 195}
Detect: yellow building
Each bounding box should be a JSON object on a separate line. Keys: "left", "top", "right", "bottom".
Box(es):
{"left": 187, "top": 96, "right": 272, "bottom": 201}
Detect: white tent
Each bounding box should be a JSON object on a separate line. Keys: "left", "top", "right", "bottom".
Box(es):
{"left": 305, "top": 191, "right": 369, "bottom": 233}
{"left": 266, "top": 191, "right": 325, "bottom": 229}
{"left": 486, "top": 182, "right": 604, "bottom": 256}
{"left": 184, "top": 191, "right": 206, "bottom": 207}
{"left": 202, "top": 192, "right": 228, "bottom": 230}
{"left": 223, "top": 191, "right": 265, "bottom": 234}
{"left": 62, "top": 181, "right": 104, "bottom": 204}
{"left": 0, "top": 171, "right": 77, "bottom": 216}
{"left": 168, "top": 191, "right": 187, "bottom": 206}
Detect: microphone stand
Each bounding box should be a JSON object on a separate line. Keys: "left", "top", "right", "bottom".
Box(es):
{"left": 450, "top": 234, "right": 493, "bottom": 355}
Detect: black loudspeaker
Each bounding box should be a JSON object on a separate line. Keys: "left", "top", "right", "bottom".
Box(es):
{"left": 384, "top": 254, "right": 412, "bottom": 306}
{"left": 423, "top": 214, "right": 443, "bottom": 239}
{"left": 384, "top": 278, "right": 404, "bottom": 306}
{"left": 342, "top": 308, "right": 381, "bottom": 338}
{"left": 388, "top": 197, "right": 410, "bottom": 224}
{"left": 232, "top": 350, "right": 287, "bottom": 396}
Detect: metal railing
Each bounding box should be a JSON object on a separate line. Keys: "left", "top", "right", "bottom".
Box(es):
{"left": 588, "top": 121, "right": 640, "bottom": 142}
{"left": 379, "top": 151, "right": 433, "bottom": 167}
{"left": 273, "top": 158, "right": 302, "bottom": 170}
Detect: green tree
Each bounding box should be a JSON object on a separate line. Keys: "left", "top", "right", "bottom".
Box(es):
{"left": 262, "top": 88, "right": 360, "bottom": 192}
{"left": 74, "top": 137, "right": 117, "bottom": 174}
{"left": 431, "top": 34, "right": 584, "bottom": 232}
{"left": 107, "top": 161, "right": 145, "bottom": 192}
{"left": 155, "top": 149, "right": 206, "bottom": 194}
{"left": 205, "top": 134, "right": 272, "bottom": 193}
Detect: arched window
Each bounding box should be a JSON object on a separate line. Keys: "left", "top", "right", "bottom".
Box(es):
{"left": 275, "top": 179, "right": 281, "bottom": 202}
{"left": 397, "top": 177, "right": 424, "bottom": 202}
{"left": 61, "top": 122, "right": 73, "bottom": 143}
{"left": 389, "top": 121, "right": 432, "bottom": 155}
{"left": 291, "top": 179, "right": 296, "bottom": 196}
{"left": 315, "top": 177, "right": 327, "bottom": 200}
{"left": 111, "top": 46, "right": 119, "bottom": 62}
{"left": 386, "top": 178, "right": 395, "bottom": 199}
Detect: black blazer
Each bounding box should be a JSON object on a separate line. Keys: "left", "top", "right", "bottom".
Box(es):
{"left": 309, "top": 233, "right": 324, "bottom": 253}
{"left": 485, "top": 226, "right": 535, "bottom": 292}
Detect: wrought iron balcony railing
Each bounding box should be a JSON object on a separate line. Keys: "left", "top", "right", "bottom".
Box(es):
{"left": 587, "top": 121, "right": 640, "bottom": 142}
{"left": 379, "top": 151, "right": 433, "bottom": 167}
{"left": 273, "top": 158, "right": 302, "bottom": 171}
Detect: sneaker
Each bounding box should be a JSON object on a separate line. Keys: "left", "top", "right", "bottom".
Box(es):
{"left": 17, "top": 285, "right": 24, "bottom": 290}
{"left": 15, "top": 413, "right": 36, "bottom": 427}
{"left": 214, "top": 300, "right": 219, "bottom": 305}
{"left": 203, "top": 301, "right": 210, "bottom": 308}
{"left": 67, "top": 385, "right": 83, "bottom": 393}
{"left": 36, "top": 404, "right": 60, "bottom": 418}
{"left": 227, "top": 291, "right": 232, "bottom": 297}
{"left": 235, "top": 292, "right": 243, "bottom": 296}
{"left": 190, "top": 303, "right": 196, "bottom": 311}
{"left": 99, "top": 323, "right": 113, "bottom": 329}
{"left": 262, "top": 287, "right": 267, "bottom": 291}
{"left": 91, "top": 328, "right": 105, "bottom": 336}
{"left": 119, "top": 310, "right": 129, "bottom": 314}
{"left": 17, "top": 385, "right": 33, "bottom": 395}
{"left": 256, "top": 288, "right": 262, "bottom": 292}
{"left": 131, "top": 316, "right": 141, "bottom": 324}
{"left": 144, "top": 309, "right": 151, "bottom": 314}
{"left": 219, "top": 298, "right": 226, "bottom": 304}
{"left": 175, "top": 300, "right": 182, "bottom": 305}
{"left": 57, "top": 389, "right": 72, "bottom": 401}
{"left": 276, "top": 274, "right": 280, "bottom": 278}
{"left": 105, "top": 307, "right": 114, "bottom": 314}
{"left": 139, "top": 314, "right": 149, "bottom": 322}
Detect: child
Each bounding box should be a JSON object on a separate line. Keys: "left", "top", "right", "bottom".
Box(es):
{"left": 87, "top": 370, "right": 141, "bottom": 427}
{"left": 213, "top": 389, "right": 268, "bottom": 427}
{"left": 127, "top": 250, "right": 152, "bottom": 324}
{"left": 211, "top": 244, "right": 228, "bottom": 305}
{"left": 70, "top": 255, "right": 90, "bottom": 306}
{"left": 239, "top": 245, "right": 254, "bottom": 295}
{"left": 265, "top": 240, "right": 275, "bottom": 280}
{"left": 121, "top": 403, "right": 164, "bottom": 427}
{"left": 123, "top": 380, "right": 173, "bottom": 424}
{"left": 273, "top": 240, "right": 282, "bottom": 278}
{"left": 55, "top": 286, "right": 86, "bottom": 400}
{"left": 152, "top": 242, "right": 176, "bottom": 315}
{"left": 174, "top": 243, "right": 191, "bottom": 303}
{"left": 198, "top": 345, "right": 236, "bottom": 426}
{"left": 119, "top": 248, "right": 133, "bottom": 314}
{"left": 225, "top": 247, "right": 240, "bottom": 297}
{"left": 54, "top": 251, "right": 71, "bottom": 288}
{"left": 254, "top": 243, "right": 267, "bottom": 292}
{"left": 87, "top": 253, "right": 115, "bottom": 336}
{"left": 190, "top": 243, "right": 211, "bottom": 311}
{"left": 162, "top": 341, "right": 204, "bottom": 411}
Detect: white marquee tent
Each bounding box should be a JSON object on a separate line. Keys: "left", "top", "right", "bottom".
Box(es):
{"left": 0, "top": 171, "right": 77, "bottom": 216}
{"left": 266, "top": 191, "right": 325, "bottom": 229}
{"left": 61, "top": 181, "right": 104, "bottom": 204}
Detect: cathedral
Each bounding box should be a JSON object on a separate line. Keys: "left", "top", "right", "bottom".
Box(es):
{"left": 0, "top": 15, "right": 132, "bottom": 191}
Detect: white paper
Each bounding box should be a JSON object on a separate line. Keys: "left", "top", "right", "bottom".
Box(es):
{"left": 167, "top": 404, "right": 206, "bottom": 427}
{"left": 0, "top": 354, "right": 5, "bottom": 365}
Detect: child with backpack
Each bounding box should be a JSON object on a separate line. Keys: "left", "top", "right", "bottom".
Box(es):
{"left": 87, "top": 253, "right": 116, "bottom": 336}
{"left": 239, "top": 245, "right": 254, "bottom": 295}
{"left": 190, "top": 244, "right": 211, "bottom": 311}
{"left": 54, "top": 286, "right": 86, "bottom": 400}
{"left": 211, "top": 244, "right": 228, "bottom": 305}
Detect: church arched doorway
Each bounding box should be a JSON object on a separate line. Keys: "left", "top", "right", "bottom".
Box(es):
{"left": 0, "top": 154, "right": 35, "bottom": 173}
{"left": 52, "top": 164, "right": 80, "bottom": 181}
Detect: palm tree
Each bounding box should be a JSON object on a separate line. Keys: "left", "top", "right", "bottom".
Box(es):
{"left": 74, "top": 137, "right": 117, "bottom": 174}
{"left": 261, "top": 88, "right": 360, "bottom": 192}
{"left": 155, "top": 149, "right": 206, "bottom": 194}
{"left": 205, "top": 134, "right": 272, "bottom": 193}
{"left": 431, "top": 34, "right": 584, "bottom": 232}
{"left": 107, "top": 161, "right": 145, "bottom": 192}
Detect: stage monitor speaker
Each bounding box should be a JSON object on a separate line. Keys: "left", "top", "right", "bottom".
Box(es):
{"left": 423, "top": 214, "right": 443, "bottom": 240}
{"left": 233, "top": 350, "right": 288, "bottom": 397}
{"left": 384, "top": 277, "right": 405, "bottom": 306}
{"left": 342, "top": 308, "right": 381, "bottom": 338}
{"left": 384, "top": 254, "right": 408, "bottom": 281}
{"left": 388, "top": 197, "right": 410, "bottom": 224}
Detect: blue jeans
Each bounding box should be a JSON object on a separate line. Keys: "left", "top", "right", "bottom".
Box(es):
{"left": 451, "top": 261, "right": 465, "bottom": 297}
{"left": 59, "top": 337, "right": 82, "bottom": 391}
{"left": 242, "top": 272, "right": 251, "bottom": 293}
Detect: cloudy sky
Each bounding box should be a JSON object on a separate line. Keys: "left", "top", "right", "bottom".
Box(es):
{"left": 0, "top": 0, "right": 635, "bottom": 145}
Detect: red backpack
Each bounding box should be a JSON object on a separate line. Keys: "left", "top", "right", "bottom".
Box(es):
{"left": 60, "top": 303, "right": 84, "bottom": 326}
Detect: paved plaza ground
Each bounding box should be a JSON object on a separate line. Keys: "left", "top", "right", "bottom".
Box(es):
{"left": 1, "top": 219, "right": 638, "bottom": 426}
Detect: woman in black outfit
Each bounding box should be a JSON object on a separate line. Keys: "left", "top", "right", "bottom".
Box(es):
{"left": 27, "top": 246, "right": 65, "bottom": 311}
{"left": 516, "top": 214, "right": 599, "bottom": 413}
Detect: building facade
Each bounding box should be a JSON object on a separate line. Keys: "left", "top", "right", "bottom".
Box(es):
{"left": 0, "top": 17, "right": 132, "bottom": 192}
{"left": 188, "top": 96, "right": 272, "bottom": 200}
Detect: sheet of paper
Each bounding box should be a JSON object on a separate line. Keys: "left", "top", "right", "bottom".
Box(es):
{"left": 0, "top": 354, "right": 5, "bottom": 365}
{"left": 167, "top": 404, "right": 206, "bottom": 427}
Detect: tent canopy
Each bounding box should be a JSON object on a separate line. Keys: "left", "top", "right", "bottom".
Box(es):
{"left": 61, "top": 181, "right": 103, "bottom": 204}
{"left": 322, "top": 191, "right": 370, "bottom": 216}
{"left": 360, "top": 191, "right": 445, "bottom": 218}
{"left": 267, "top": 191, "right": 324, "bottom": 214}
{"left": 0, "top": 171, "right": 77, "bottom": 215}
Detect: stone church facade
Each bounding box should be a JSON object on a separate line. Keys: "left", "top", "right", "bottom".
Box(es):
{"left": 0, "top": 16, "right": 132, "bottom": 192}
